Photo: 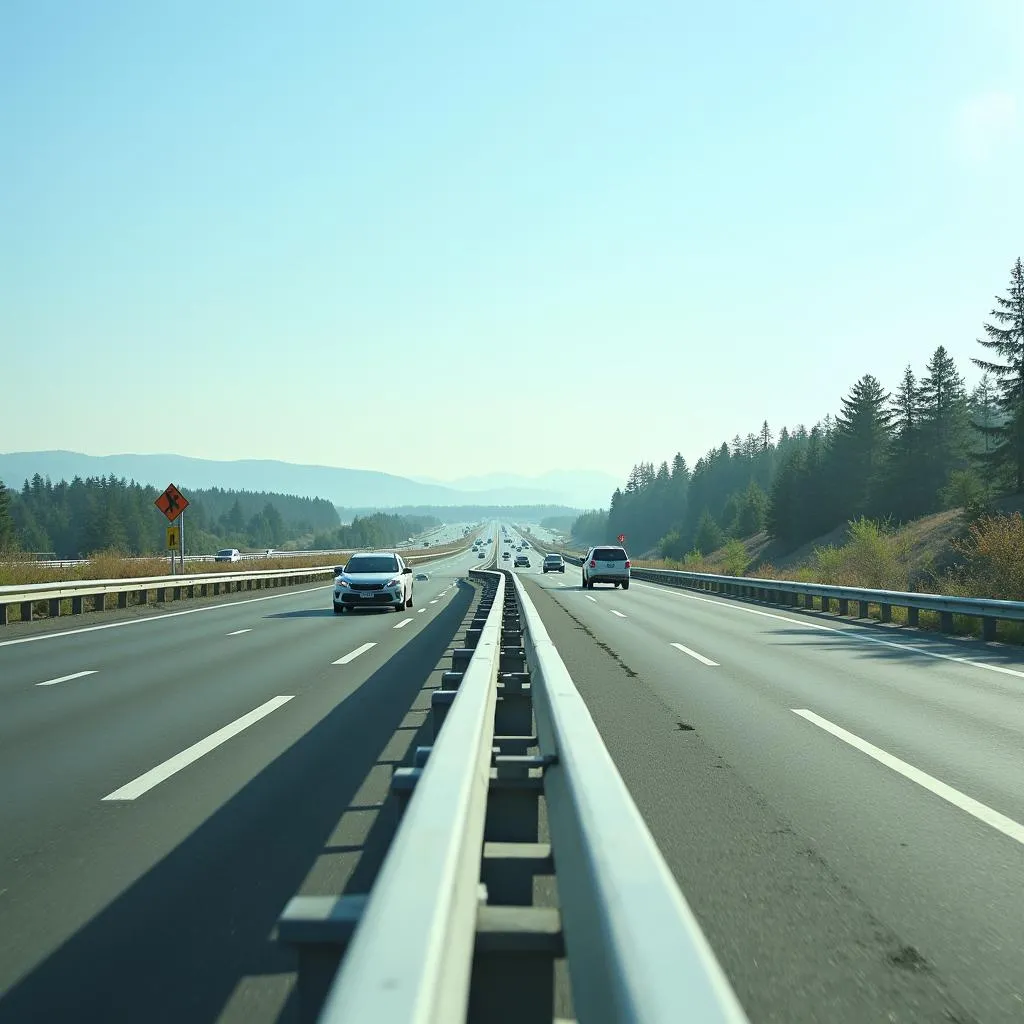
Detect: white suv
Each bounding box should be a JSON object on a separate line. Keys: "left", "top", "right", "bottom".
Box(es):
{"left": 581, "top": 546, "right": 630, "bottom": 589}
{"left": 333, "top": 552, "right": 414, "bottom": 613}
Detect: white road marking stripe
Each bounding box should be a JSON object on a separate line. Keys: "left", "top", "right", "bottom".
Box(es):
{"left": 36, "top": 670, "right": 97, "bottom": 687}
{"left": 0, "top": 586, "right": 332, "bottom": 648}
{"left": 610, "top": 610, "right": 627, "bottom": 618}
{"left": 793, "top": 708, "right": 1024, "bottom": 846}
{"left": 333, "top": 642, "right": 377, "bottom": 665}
{"left": 634, "top": 582, "right": 1024, "bottom": 681}
{"left": 102, "top": 696, "right": 294, "bottom": 801}
{"left": 417, "top": 608, "right": 426, "bottom": 614}
{"left": 670, "top": 642, "right": 719, "bottom": 666}
{"left": 585, "top": 595, "right": 597, "bottom": 602}
{"left": 429, "top": 600, "right": 439, "bottom": 604}
{"left": 394, "top": 617, "right": 413, "bottom": 629}
{"left": 226, "top": 629, "right": 251, "bottom": 636}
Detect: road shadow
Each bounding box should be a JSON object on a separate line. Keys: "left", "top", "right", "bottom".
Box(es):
{"left": 0, "top": 584, "right": 475, "bottom": 1024}
{"left": 263, "top": 608, "right": 338, "bottom": 618}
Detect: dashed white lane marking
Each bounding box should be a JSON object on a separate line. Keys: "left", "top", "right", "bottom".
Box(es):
{"left": 610, "top": 610, "right": 627, "bottom": 618}
{"left": 102, "top": 696, "right": 294, "bottom": 801}
{"left": 36, "top": 670, "right": 98, "bottom": 687}
{"left": 670, "top": 643, "right": 719, "bottom": 667}
{"left": 793, "top": 708, "right": 1024, "bottom": 846}
{"left": 333, "top": 642, "right": 377, "bottom": 665}
{"left": 394, "top": 617, "right": 413, "bottom": 629}
{"left": 226, "top": 629, "right": 251, "bottom": 636}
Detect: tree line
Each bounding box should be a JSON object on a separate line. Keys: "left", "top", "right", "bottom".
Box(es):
{"left": 574, "top": 258, "right": 1024, "bottom": 557}
{"left": 307, "top": 512, "right": 440, "bottom": 551}
{"left": 0, "top": 475, "right": 343, "bottom": 557}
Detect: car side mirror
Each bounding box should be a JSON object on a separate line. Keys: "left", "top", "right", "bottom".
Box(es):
{"left": 403, "top": 566, "right": 413, "bottom": 574}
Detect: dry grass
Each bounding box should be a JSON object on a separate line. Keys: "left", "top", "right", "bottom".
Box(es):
{"left": 0, "top": 541, "right": 471, "bottom": 589}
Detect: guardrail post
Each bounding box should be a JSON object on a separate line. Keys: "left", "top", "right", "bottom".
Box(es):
{"left": 859, "top": 599, "right": 870, "bottom": 618}
{"left": 838, "top": 598, "right": 849, "bottom": 615}
{"left": 907, "top": 606, "right": 919, "bottom": 627}
{"left": 940, "top": 610, "right": 954, "bottom": 633}
{"left": 880, "top": 603, "right": 892, "bottom": 623}
{"left": 0, "top": 604, "right": 6, "bottom": 626}
{"left": 804, "top": 594, "right": 814, "bottom": 610}
{"left": 983, "top": 616, "right": 998, "bottom": 641}
{"left": 157, "top": 588, "right": 167, "bottom": 603}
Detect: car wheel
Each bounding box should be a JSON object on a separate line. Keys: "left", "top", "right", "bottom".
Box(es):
{"left": 623, "top": 581, "right": 629, "bottom": 590}
{"left": 333, "top": 604, "right": 344, "bottom": 614}
{"left": 406, "top": 591, "right": 414, "bottom": 608}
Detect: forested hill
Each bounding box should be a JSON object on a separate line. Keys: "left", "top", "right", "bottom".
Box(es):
{"left": 573, "top": 258, "right": 1024, "bottom": 559}
{"left": 0, "top": 475, "right": 345, "bottom": 557}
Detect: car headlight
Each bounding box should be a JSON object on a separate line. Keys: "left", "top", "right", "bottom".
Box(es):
{"left": 336, "top": 578, "right": 350, "bottom": 588}
{"left": 386, "top": 578, "right": 402, "bottom": 588}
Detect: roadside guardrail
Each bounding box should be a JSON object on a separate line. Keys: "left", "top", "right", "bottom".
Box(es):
{"left": 559, "top": 554, "right": 1022, "bottom": 641}
{"left": 277, "top": 561, "right": 748, "bottom": 1023}
{"left": 0, "top": 547, "right": 471, "bottom": 626}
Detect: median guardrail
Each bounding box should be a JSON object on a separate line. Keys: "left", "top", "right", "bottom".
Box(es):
{"left": 558, "top": 552, "right": 1023, "bottom": 641}
{"left": 0, "top": 546, "right": 473, "bottom": 626}
{"left": 277, "top": 563, "right": 748, "bottom": 1023}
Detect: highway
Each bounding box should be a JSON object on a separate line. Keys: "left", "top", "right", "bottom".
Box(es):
{"left": 2, "top": 522, "right": 1023, "bottom": 1022}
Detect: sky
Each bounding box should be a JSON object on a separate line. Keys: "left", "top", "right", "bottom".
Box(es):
{"left": 3, "top": 0, "right": 1022, "bottom": 488}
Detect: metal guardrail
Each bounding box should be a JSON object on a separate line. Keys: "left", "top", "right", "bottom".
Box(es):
{"left": 0, "top": 546, "right": 473, "bottom": 626}
{"left": 277, "top": 558, "right": 748, "bottom": 1023}
{"left": 0, "top": 566, "right": 338, "bottom": 626}
{"left": 557, "top": 553, "right": 1023, "bottom": 641}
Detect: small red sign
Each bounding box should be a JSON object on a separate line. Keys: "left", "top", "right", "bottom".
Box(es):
{"left": 617, "top": 533, "right": 625, "bottom": 543}
{"left": 155, "top": 483, "right": 189, "bottom": 522}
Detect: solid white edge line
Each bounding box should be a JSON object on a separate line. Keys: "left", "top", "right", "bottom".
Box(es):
{"left": 792, "top": 708, "right": 1024, "bottom": 846}
{"left": 102, "top": 695, "right": 295, "bottom": 801}
{"left": 585, "top": 595, "right": 597, "bottom": 602}
{"left": 36, "top": 669, "right": 98, "bottom": 687}
{"left": 393, "top": 617, "right": 413, "bottom": 629}
{"left": 0, "top": 585, "right": 332, "bottom": 648}
{"left": 225, "top": 628, "right": 252, "bottom": 636}
{"left": 670, "top": 642, "right": 720, "bottom": 667}
{"left": 333, "top": 642, "right": 377, "bottom": 665}
{"left": 610, "top": 609, "right": 627, "bottom": 618}
{"left": 633, "top": 581, "right": 1024, "bottom": 681}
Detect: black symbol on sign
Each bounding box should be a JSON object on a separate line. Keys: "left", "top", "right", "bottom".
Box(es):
{"left": 166, "top": 491, "right": 181, "bottom": 514}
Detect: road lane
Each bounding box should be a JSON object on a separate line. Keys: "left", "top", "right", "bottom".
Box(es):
{"left": 521, "top": 559, "right": 1024, "bottom": 1023}
{"left": 0, "top": 539, "right": 490, "bottom": 1016}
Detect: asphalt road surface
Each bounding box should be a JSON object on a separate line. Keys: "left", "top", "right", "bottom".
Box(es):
{"left": 2, "top": 522, "right": 1023, "bottom": 1023}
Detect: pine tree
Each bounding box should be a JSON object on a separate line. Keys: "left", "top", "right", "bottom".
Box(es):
{"left": 830, "top": 374, "right": 893, "bottom": 516}
{"left": 919, "top": 345, "right": 969, "bottom": 504}
{"left": 694, "top": 510, "right": 724, "bottom": 555}
{"left": 972, "top": 257, "right": 1024, "bottom": 490}
{"left": 0, "top": 482, "right": 15, "bottom": 550}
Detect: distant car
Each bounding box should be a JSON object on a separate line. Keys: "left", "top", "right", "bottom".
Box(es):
{"left": 581, "top": 546, "right": 630, "bottom": 589}
{"left": 514, "top": 554, "right": 530, "bottom": 567}
{"left": 502, "top": 551, "right": 511, "bottom": 560}
{"left": 542, "top": 554, "right": 565, "bottom": 573}
{"left": 333, "top": 551, "right": 414, "bottom": 613}
{"left": 215, "top": 548, "right": 241, "bottom": 563}
{"left": 478, "top": 551, "right": 486, "bottom": 559}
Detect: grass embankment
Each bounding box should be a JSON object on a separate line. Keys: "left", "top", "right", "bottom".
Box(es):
{"left": 583, "top": 511, "right": 1024, "bottom": 643}
{"left": 0, "top": 540, "right": 472, "bottom": 623}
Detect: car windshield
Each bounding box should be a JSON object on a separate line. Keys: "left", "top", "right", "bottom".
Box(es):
{"left": 593, "top": 547, "right": 627, "bottom": 561}
{"left": 216, "top": 549, "right": 233, "bottom": 556}
{"left": 545, "top": 555, "right": 560, "bottom": 561}
{"left": 345, "top": 556, "right": 399, "bottom": 574}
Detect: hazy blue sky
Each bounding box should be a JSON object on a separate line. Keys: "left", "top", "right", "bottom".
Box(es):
{"left": 3, "top": 1, "right": 1022, "bottom": 487}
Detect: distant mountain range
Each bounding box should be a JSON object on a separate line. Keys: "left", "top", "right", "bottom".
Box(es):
{"left": 0, "top": 451, "right": 617, "bottom": 511}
